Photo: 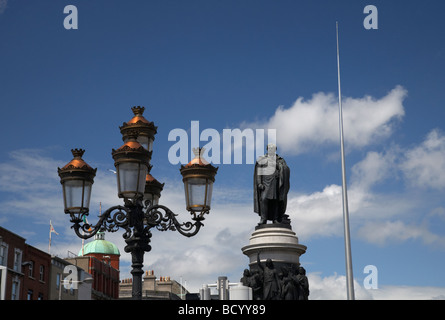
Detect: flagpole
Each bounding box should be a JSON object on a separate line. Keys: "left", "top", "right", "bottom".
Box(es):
{"left": 49, "top": 220, "right": 52, "bottom": 254}
{"left": 336, "top": 21, "right": 355, "bottom": 300}
{"left": 49, "top": 220, "right": 59, "bottom": 255}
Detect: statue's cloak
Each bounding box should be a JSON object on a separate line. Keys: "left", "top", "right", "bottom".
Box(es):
{"left": 253, "top": 154, "right": 290, "bottom": 218}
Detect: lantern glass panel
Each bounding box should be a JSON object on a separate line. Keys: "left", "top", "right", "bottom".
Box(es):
{"left": 148, "top": 139, "right": 154, "bottom": 152}
{"left": 185, "top": 178, "right": 212, "bottom": 212}
{"left": 63, "top": 179, "right": 92, "bottom": 213}
{"left": 206, "top": 181, "right": 213, "bottom": 208}
{"left": 117, "top": 162, "right": 147, "bottom": 198}
{"left": 144, "top": 192, "right": 159, "bottom": 206}
{"left": 134, "top": 135, "right": 153, "bottom": 152}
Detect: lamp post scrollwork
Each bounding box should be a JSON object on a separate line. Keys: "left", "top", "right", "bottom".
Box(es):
{"left": 58, "top": 107, "right": 217, "bottom": 300}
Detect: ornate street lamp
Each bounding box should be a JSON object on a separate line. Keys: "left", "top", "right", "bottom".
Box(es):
{"left": 120, "top": 106, "right": 157, "bottom": 153}
{"left": 180, "top": 148, "right": 218, "bottom": 220}
{"left": 144, "top": 172, "right": 164, "bottom": 207}
{"left": 58, "top": 107, "right": 217, "bottom": 300}
{"left": 58, "top": 149, "right": 97, "bottom": 222}
{"left": 112, "top": 132, "right": 150, "bottom": 201}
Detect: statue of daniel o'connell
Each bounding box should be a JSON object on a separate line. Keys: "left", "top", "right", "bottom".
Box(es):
{"left": 254, "top": 144, "right": 290, "bottom": 226}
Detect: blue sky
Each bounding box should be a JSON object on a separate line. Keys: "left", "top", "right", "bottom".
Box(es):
{"left": 1, "top": 0, "right": 445, "bottom": 299}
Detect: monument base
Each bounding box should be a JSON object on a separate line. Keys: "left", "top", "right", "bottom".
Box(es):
{"left": 242, "top": 224, "right": 306, "bottom": 271}
{"left": 240, "top": 223, "right": 309, "bottom": 300}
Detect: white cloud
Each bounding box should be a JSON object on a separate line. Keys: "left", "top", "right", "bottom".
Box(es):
{"left": 286, "top": 132, "right": 445, "bottom": 248}
{"left": 356, "top": 220, "right": 443, "bottom": 247}
{"left": 0, "top": 149, "right": 64, "bottom": 224}
{"left": 347, "top": 128, "right": 445, "bottom": 192}
{"left": 350, "top": 149, "right": 398, "bottom": 191}
{"left": 0, "top": 0, "right": 8, "bottom": 14}
{"left": 287, "top": 185, "right": 344, "bottom": 239}
{"left": 401, "top": 129, "right": 445, "bottom": 190}
{"left": 369, "top": 285, "right": 445, "bottom": 300}
{"left": 308, "top": 272, "right": 445, "bottom": 300}
{"left": 341, "top": 87, "right": 406, "bottom": 148}
{"left": 242, "top": 86, "right": 407, "bottom": 155}
{"left": 0, "top": 149, "right": 60, "bottom": 193}
{"left": 308, "top": 273, "right": 372, "bottom": 300}
{"left": 287, "top": 185, "right": 407, "bottom": 243}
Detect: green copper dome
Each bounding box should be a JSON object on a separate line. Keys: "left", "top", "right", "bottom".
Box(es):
{"left": 78, "top": 232, "right": 120, "bottom": 256}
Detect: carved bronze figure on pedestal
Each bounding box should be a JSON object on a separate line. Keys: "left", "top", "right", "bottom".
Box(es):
{"left": 241, "top": 145, "right": 309, "bottom": 300}
{"left": 253, "top": 144, "right": 290, "bottom": 226}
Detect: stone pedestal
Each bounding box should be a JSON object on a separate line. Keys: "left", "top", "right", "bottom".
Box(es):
{"left": 241, "top": 224, "right": 307, "bottom": 273}
{"left": 240, "top": 223, "right": 309, "bottom": 300}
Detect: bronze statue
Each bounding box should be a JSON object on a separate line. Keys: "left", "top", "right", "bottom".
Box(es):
{"left": 256, "top": 253, "right": 281, "bottom": 300}
{"left": 240, "top": 148, "right": 309, "bottom": 300}
{"left": 254, "top": 144, "right": 290, "bottom": 225}
{"left": 296, "top": 266, "right": 309, "bottom": 300}
{"left": 280, "top": 267, "right": 298, "bottom": 300}
{"left": 240, "top": 269, "right": 262, "bottom": 300}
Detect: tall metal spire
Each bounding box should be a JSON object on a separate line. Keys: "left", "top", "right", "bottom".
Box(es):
{"left": 336, "top": 21, "right": 355, "bottom": 300}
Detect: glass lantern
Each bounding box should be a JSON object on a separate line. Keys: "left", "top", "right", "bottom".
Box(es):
{"left": 180, "top": 148, "right": 218, "bottom": 215}
{"left": 58, "top": 149, "right": 97, "bottom": 219}
{"left": 144, "top": 173, "right": 164, "bottom": 207}
{"left": 120, "top": 106, "right": 157, "bottom": 153}
{"left": 112, "top": 134, "right": 150, "bottom": 200}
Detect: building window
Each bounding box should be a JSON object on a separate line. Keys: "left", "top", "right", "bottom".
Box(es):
{"left": 11, "top": 277, "right": 20, "bottom": 300}
{"left": 13, "top": 249, "right": 22, "bottom": 272}
{"left": 27, "top": 289, "right": 33, "bottom": 300}
{"left": 0, "top": 242, "right": 7, "bottom": 266}
{"left": 38, "top": 292, "right": 44, "bottom": 300}
{"left": 39, "top": 265, "right": 44, "bottom": 282}
{"left": 28, "top": 261, "right": 34, "bottom": 278}
{"left": 56, "top": 273, "right": 61, "bottom": 289}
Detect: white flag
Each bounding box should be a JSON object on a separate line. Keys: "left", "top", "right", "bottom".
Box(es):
{"left": 50, "top": 220, "right": 59, "bottom": 235}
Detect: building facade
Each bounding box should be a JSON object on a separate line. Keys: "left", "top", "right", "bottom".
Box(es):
{"left": 1, "top": 226, "right": 122, "bottom": 300}
{"left": 22, "top": 244, "right": 51, "bottom": 300}
{"left": 0, "top": 226, "right": 51, "bottom": 300}
{"left": 65, "top": 255, "right": 119, "bottom": 299}
{"left": 79, "top": 232, "right": 120, "bottom": 270}
{"left": 49, "top": 256, "right": 92, "bottom": 300}
{"left": 119, "top": 270, "right": 189, "bottom": 300}
{"left": 65, "top": 231, "right": 121, "bottom": 299}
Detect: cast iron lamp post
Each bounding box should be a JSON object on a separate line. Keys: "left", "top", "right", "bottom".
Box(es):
{"left": 58, "top": 107, "right": 218, "bottom": 300}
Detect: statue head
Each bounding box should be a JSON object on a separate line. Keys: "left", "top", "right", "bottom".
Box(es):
{"left": 298, "top": 267, "right": 306, "bottom": 275}
{"left": 266, "top": 144, "right": 277, "bottom": 155}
